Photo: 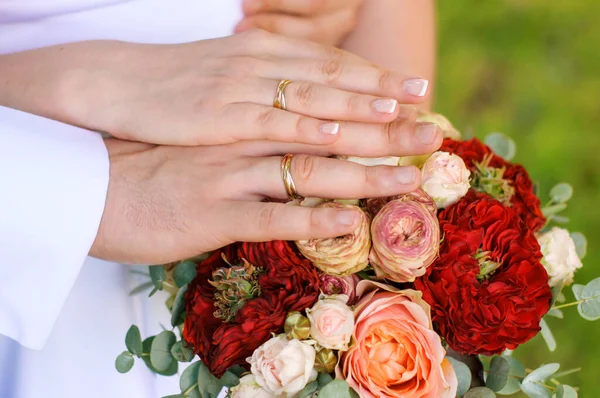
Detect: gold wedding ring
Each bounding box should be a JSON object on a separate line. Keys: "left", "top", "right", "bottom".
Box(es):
{"left": 273, "top": 79, "right": 293, "bottom": 110}
{"left": 281, "top": 154, "right": 302, "bottom": 200}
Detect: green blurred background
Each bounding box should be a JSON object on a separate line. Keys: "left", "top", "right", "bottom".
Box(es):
{"left": 435, "top": 0, "right": 599, "bottom": 395}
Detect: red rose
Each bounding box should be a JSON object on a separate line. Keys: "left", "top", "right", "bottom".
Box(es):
{"left": 441, "top": 138, "right": 545, "bottom": 231}
{"left": 414, "top": 191, "right": 552, "bottom": 355}
{"left": 183, "top": 241, "right": 321, "bottom": 376}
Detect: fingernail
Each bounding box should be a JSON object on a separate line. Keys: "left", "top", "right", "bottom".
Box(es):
{"left": 395, "top": 167, "right": 416, "bottom": 184}
{"left": 320, "top": 122, "right": 340, "bottom": 135}
{"left": 336, "top": 210, "right": 358, "bottom": 226}
{"left": 416, "top": 123, "right": 438, "bottom": 145}
{"left": 403, "top": 78, "right": 429, "bottom": 97}
{"left": 372, "top": 99, "right": 398, "bottom": 114}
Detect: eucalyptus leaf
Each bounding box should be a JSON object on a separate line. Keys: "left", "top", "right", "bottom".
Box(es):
{"left": 219, "top": 370, "right": 240, "bottom": 388}
{"left": 555, "top": 384, "right": 578, "bottom": 398}
{"left": 569, "top": 232, "right": 587, "bottom": 260}
{"left": 542, "top": 203, "right": 567, "bottom": 217}
{"left": 129, "top": 281, "right": 155, "bottom": 296}
{"left": 577, "top": 277, "right": 600, "bottom": 320}
{"left": 464, "top": 386, "right": 496, "bottom": 398}
{"left": 318, "top": 372, "right": 334, "bottom": 388}
{"left": 298, "top": 381, "right": 319, "bottom": 398}
{"left": 151, "top": 331, "right": 177, "bottom": 372}
{"left": 142, "top": 337, "right": 178, "bottom": 376}
{"left": 520, "top": 381, "right": 551, "bottom": 398}
{"left": 318, "top": 380, "right": 354, "bottom": 398}
{"left": 226, "top": 365, "right": 247, "bottom": 378}
{"left": 446, "top": 357, "right": 472, "bottom": 396}
{"left": 149, "top": 265, "right": 167, "bottom": 290}
{"left": 125, "top": 325, "right": 143, "bottom": 358}
{"left": 523, "top": 363, "right": 560, "bottom": 383}
{"left": 162, "top": 395, "right": 185, "bottom": 398}
{"left": 484, "top": 133, "right": 516, "bottom": 160}
{"left": 197, "top": 360, "right": 224, "bottom": 398}
{"left": 550, "top": 215, "right": 570, "bottom": 224}
{"left": 486, "top": 356, "right": 510, "bottom": 392}
{"left": 170, "top": 340, "right": 195, "bottom": 362}
{"left": 539, "top": 319, "right": 557, "bottom": 352}
{"left": 180, "top": 361, "right": 201, "bottom": 392}
{"left": 551, "top": 285, "right": 563, "bottom": 306}
{"left": 174, "top": 260, "right": 198, "bottom": 287}
{"left": 496, "top": 356, "right": 525, "bottom": 395}
{"left": 115, "top": 351, "right": 135, "bottom": 373}
{"left": 171, "top": 284, "right": 188, "bottom": 327}
{"left": 546, "top": 308, "right": 564, "bottom": 319}
{"left": 549, "top": 183, "right": 573, "bottom": 204}
{"left": 572, "top": 284, "right": 585, "bottom": 300}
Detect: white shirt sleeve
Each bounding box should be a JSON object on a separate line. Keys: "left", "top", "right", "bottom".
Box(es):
{"left": 0, "top": 105, "right": 109, "bottom": 350}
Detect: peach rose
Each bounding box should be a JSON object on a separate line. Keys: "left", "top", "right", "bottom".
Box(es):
{"left": 337, "top": 281, "right": 457, "bottom": 398}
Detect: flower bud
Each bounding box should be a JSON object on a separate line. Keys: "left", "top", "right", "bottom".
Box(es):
{"left": 307, "top": 295, "right": 354, "bottom": 350}
{"left": 314, "top": 348, "right": 338, "bottom": 374}
{"left": 370, "top": 199, "right": 440, "bottom": 282}
{"left": 365, "top": 189, "right": 437, "bottom": 219}
{"left": 538, "top": 227, "right": 583, "bottom": 287}
{"left": 421, "top": 151, "right": 471, "bottom": 209}
{"left": 284, "top": 311, "right": 311, "bottom": 340}
{"left": 296, "top": 203, "right": 371, "bottom": 276}
{"left": 416, "top": 110, "right": 461, "bottom": 140}
{"left": 320, "top": 274, "right": 361, "bottom": 305}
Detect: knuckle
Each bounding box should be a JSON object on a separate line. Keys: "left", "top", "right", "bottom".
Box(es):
{"left": 377, "top": 69, "right": 395, "bottom": 92}
{"left": 382, "top": 121, "right": 399, "bottom": 147}
{"left": 318, "top": 58, "right": 344, "bottom": 83}
{"left": 293, "top": 154, "right": 317, "bottom": 183}
{"left": 345, "top": 93, "right": 363, "bottom": 114}
{"left": 294, "top": 82, "right": 315, "bottom": 106}
{"left": 256, "top": 107, "right": 278, "bottom": 127}
{"left": 257, "top": 205, "right": 278, "bottom": 231}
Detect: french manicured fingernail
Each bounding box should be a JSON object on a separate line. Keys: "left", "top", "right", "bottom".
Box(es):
{"left": 320, "top": 122, "right": 340, "bottom": 135}
{"left": 395, "top": 167, "right": 416, "bottom": 184}
{"left": 372, "top": 99, "right": 398, "bottom": 114}
{"left": 403, "top": 78, "right": 429, "bottom": 97}
{"left": 416, "top": 123, "right": 438, "bottom": 145}
{"left": 336, "top": 210, "right": 359, "bottom": 226}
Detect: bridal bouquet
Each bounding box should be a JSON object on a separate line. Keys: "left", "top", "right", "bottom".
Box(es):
{"left": 116, "top": 112, "right": 597, "bottom": 398}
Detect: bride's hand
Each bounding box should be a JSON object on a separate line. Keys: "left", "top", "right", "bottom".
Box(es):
{"left": 91, "top": 133, "right": 432, "bottom": 264}
{"left": 1, "top": 30, "right": 431, "bottom": 149}
{"left": 236, "top": 0, "right": 363, "bottom": 45}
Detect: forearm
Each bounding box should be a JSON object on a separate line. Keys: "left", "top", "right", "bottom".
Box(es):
{"left": 341, "top": 0, "right": 436, "bottom": 110}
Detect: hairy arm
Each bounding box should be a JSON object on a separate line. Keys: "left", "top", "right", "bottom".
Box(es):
{"left": 341, "top": 0, "right": 436, "bottom": 110}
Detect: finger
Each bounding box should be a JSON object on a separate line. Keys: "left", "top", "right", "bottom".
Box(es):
{"left": 218, "top": 103, "right": 342, "bottom": 144}
{"left": 258, "top": 58, "right": 430, "bottom": 103}
{"left": 243, "top": 154, "right": 420, "bottom": 200}
{"left": 219, "top": 201, "right": 362, "bottom": 242}
{"left": 242, "top": 0, "right": 351, "bottom": 16}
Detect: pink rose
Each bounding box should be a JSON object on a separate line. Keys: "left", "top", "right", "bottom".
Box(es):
{"left": 306, "top": 295, "right": 354, "bottom": 351}
{"left": 369, "top": 198, "right": 440, "bottom": 282}
{"left": 320, "top": 274, "right": 361, "bottom": 305}
{"left": 364, "top": 188, "right": 437, "bottom": 219}
{"left": 337, "top": 281, "right": 457, "bottom": 398}
{"left": 421, "top": 151, "right": 471, "bottom": 209}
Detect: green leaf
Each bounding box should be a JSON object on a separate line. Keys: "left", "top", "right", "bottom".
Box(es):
{"left": 549, "top": 183, "right": 573, "bottom": 203}
{"left": 569, "top": 232, "right": 587, "bottom": 260}
{"left": 197, "top": 360, "right": 223, "bottom": 398}
{"left": 555, "top": 384, "right": 578, "bottom": 398}
{"left": 115, "top": 351, "right": 135, "bottom": 373}
{"left": 171, "top": 284, "right": 189, "bottom": 327}
{"left": 162, "top": 395, "right": 185, "bottom": 398}
{"left": 551, "top": 284, "right": 563, "bottom": 306}
{"left": 524, "top": 364, "right": 560, "bottom": 384}
{"left": 553, "top": 368, "right": 582, "bottom": 379}
{"left": 151, "top": 331, "right": 177, "bottom": 372}
{"left": 497, "top": 357, "right": 526, "bottom": 395}
{"left": 129, "top": 281, "right": 155, "bottom": 296}
{"left": 141, "top": 337, "right": 178, "bottom": 376}
{"left": 572, "top": 284, "right": 585, "bottom": 300}
{"left": 576, "top": 277, "right": 600, "bottom": 320}
{"left": 226, "top": 365, "right": 247, "bottom": 378}
{"left": 125, "top": 325, "right": 143, "bottom": 358}
{"left": 446, "top": 357, "right": 472, "bottom": 396}
{"left": 318, "top": 372, "right": 334, "bottom": 388}
{"left": 486, "top": 356, "right": 510, "bottom": 392}
{"left": 220, "top": 370, "right": 240, "bottom": 388}
{"left": 318, "top": 380, "right": 354, "bottom": 398}
{"left": 170, "top": 340, "right": 195, "bottom": 362}
{"left": 148, "top": 287, "right": 159, "bottom": 297}
{"left": 180, "top": 361, "right": 202, "bottom": 398}
{"left": 464, "top": 387, "right": 496, "bottom": 398}
{"left": 542, "top": 203, "right": 567, "bottom": 217}
{"left": 485, "top": 133, "right": 516, "bottom": 161}
{"left": 549, "top": 215, "right": 570, "bottom": 224}
{"left": 298, "top": 381, "right": 319, "bottom": 398}
{"left": 546, "top": 308, "right": 564, "bottom": 319}
{"left": 539, "top": 319, "right": 557, "bottom": 352}
{"left": 174, "top": 260, "right": 198, "bottom": 287}
{"left": 520, "top": 382, "right": 551, "bottom": 398}
{"left": 149, "top": 266, "right": 167, "bottom": 290}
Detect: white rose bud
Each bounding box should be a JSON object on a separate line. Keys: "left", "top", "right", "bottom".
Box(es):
{"left": 249, "top": 336, "right": 317, "bottom": 397}
{"left": 421, "top": 151, "right": 471, "bottom": 209}
{"left": 538, "top": 227, "right": 583, "bottom": 287}
{"left": 230, "top": 375, "right": 272, "bottom": 398}
{"left": 306, "top": 295, "right": 355, "bottom": 351}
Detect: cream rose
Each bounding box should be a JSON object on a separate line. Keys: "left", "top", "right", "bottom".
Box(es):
{"left": 538, "top": 227, "right": 583, "bottom": 287}
{"left": 229, "top": 374, "right": 272, "bottom": 398}
{"left": 337, "top": 281, "right": 457, "bottom": 398}
{"left": 421, "top": 151, "right": 471, "bottom": 209}
{"left": 249, "top": 336, "right": 317, "bottom": 397}
{"left": 306, "top": 295, "right": 354, "bottom": 351}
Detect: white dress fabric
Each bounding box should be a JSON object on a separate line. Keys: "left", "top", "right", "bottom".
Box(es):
{"left": 0, "top": 1, "right": 242, "bottom": 397}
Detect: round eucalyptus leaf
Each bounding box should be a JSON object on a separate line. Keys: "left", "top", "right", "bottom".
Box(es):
{"left": 523, "top": 363, "right": 559, "bottom": 383}
{"left": 464, "top": 386, "right": 496, "bottom": 398}
{"left": 572, "top": 284, "right": 585, "bottom": 300}
{"left": 180, "top": 361, "right": 201, "bottom": 392}
{"left": 170, "top": 340, "right": 195, "bottom": 362}
{"left": 226, "top": 365, "right": 246, "bottom": 377}
{"left": 317, "top": 380, "right": 353, "bottom": 398}
{"left": 496, "top": 356, "right": 525, "bottom": 395}
{"left": 539, "top": 318, "right": 557, "bottom": 352}
{"left": 545, "top": 308, "right": 564, "bottom": 319}
{"left": 569, "top": 232, "right": 587, "bottom": 260}
{"left": 484, "top": 133, "right": 516, "bottom": 161}
{"left": 446, "top": 357, "right": 472, "bottom": 396}
{"left": 520, "top": 381, "right": 551, "bottom": 398}
{"left": 142, "top": 337, "right": 178, "bottom": 376}
{"left": 318, "top": 372, "right": 334, "bottom": 388}
{"left": 549, "top": 183, "right": 573, "bottom": 204}
{"left": 555, "top": 384, "right": 578, "bottom": 398}
{"left": 115, "top": 351, "right": 135, "bottom": 374}
{"left": 486, "top": 356, "right": 510, "bottom": 392}
{"left": 297, "top": 381, "right": 319, "bottom": 398}
{"left": 197, "top": 360, "right": 224, "bottom": 398}
{"left": 149, "top": 265, "right": 167, "bottom": 290}
{"left": 577, "top": 277, "right": 600, "bottom": 320}
{"left": 171, "top": 284, "right": 188, "bottom": 328}
{"left": 151, "top": 331, "right": 177, "bottom": 372}
{"left": 125, "top": 325, "right": 143, "bottom": 358}
{"left": 174, "top": 260, "right": 198, "bottom": 287}
{"left": 219, "top": 370, "right": 240, "bottom": 388}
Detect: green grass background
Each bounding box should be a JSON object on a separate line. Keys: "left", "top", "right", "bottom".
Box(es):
{"left": 435, "top": 1, "right": 600, "bottom": 395}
